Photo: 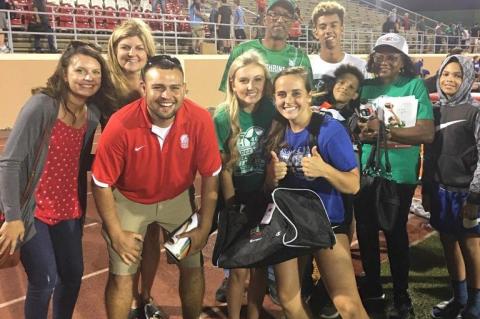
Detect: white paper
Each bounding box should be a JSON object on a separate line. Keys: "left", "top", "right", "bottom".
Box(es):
{"left": 164, "top": 213, "right": 199, "bottom": 261}
{"left": 371, "top": 95, "right": 418, "bottom": 128}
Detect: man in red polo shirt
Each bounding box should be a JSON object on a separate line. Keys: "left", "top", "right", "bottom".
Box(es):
{"left": 91, "top": 55, "right": 221, "bottom": 319}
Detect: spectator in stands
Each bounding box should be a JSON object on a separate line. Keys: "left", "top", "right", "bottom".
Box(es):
{"left": 256, "top": 0, "right": 266, "bottom": 18}
{"left": 309, "top": 1, "right": 367, "bottom": 100}
{"left": 416, "top": 17, "right": 426, "bottom": 53}
{"left": 106, "top": 19, "right": 170, "bottom": 319}
{"left": 208, "top": 1, "right": 219, "bottom": 39}
{"left": 217, "top": 0, "right": 232, "bottom": 53}
{"left": 91, "top": 54, "right": 221, "bottom": 319}
{"left": 233, "top": 0, "right": 246, "bottom": 42}
{"left": 32, "top": 0, "right": 57, "bottom": 53}
{"left": 388, "top": 7, "right": 397, "bottom": 24}
{"left": 189, "top": 0, "right": 207, "bottom": 54}
{"left": 217, "top": 0, "right": 312, "bottom": 304}
{"left": 471, "top": 23, "right": 480, "bottom": 53}
{"left": 423, "top": 53, "right": 480, "bottom": 319}
{"left": 460, "top": 24, "right": 470, "bottom": 49}
{"left": 355, "top": 33, "right": 434, "bottom": 319}
{"left": 402, "top": 13, "right": 410, "bottom": 32}
{"left": 151, "top": 0, "right": 165, "bottom": 14}
{"left": 0, "top": 41, "right": 115, "bottom": 319}
{"left": 0, "top": 0, "right": 9, "bottom": 53}
{"left": 435, "top": 22, "right": 445, "bottom": 53}
{"left": 383, "top": 13, "right": 398, "bottom": 34}
{"left": 214, "top": 49, "right": 274, "bottom": 319}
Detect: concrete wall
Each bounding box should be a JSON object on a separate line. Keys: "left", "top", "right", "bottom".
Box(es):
{"left": 0, "top": 53, "right": 450, "bottom": 129}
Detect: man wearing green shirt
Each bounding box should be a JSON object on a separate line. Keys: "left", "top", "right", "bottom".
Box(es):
{"left": 218, "top": 0, "right": 312, "bottom": 92}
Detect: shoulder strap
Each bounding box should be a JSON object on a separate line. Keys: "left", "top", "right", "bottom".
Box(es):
{"left": 307, "top": 112, "right": 324, "bottom": 149}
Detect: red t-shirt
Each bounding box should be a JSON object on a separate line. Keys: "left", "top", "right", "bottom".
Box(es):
{"left": 92, "top": 97, "right": 222, "bottom": 204}
{"left": 35, "top": 119, "right": 86, "bottom": 225}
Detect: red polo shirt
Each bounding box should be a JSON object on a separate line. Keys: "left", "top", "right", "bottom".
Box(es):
{"left": 92, "top": 97, "right": 222, "bottom": 204}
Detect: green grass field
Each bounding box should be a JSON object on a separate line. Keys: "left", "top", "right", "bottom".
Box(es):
{"left": 368, "top": 232, "right": 453, "bottom": 319}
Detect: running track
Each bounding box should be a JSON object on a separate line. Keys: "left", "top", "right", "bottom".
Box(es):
{"left": 0, "top": 130, "right": 434, "bottom": 318}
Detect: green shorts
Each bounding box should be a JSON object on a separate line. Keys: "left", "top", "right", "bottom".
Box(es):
{"left": 103, "top": 189, "right": 202, "bottom": 275}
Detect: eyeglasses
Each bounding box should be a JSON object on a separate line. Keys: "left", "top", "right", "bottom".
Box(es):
{"left": 373, "top": 53, "right": 401, "bottom": 64}
{"left": 144, "top": 54, "right": 182, "bottom": 72}
{"left": 266, "top": 11, "right": 293, "bottom": 22}
{"left": 66, "top": 40, "right": 103, "bottom": 52}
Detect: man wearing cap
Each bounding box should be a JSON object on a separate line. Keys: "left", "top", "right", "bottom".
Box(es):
{"left": 355, "top": 33, "right": 434, "bottom": 319}
{"left": 218, "top": 0, "right": 312, "bottom": 92}
{"left": 92, "top": 55, "right": 222, "bottom": 319}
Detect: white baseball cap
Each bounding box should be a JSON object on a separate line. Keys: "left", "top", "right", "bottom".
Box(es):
{"left": 373, "top": 33, "right": 409, "bottom": 55}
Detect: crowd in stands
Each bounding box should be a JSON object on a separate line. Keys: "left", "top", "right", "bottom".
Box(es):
{"left": 2, "top": 1, "right": 480, "bottom": 319}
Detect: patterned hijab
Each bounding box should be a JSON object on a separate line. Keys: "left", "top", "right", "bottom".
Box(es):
{"left": 436, "top": 54, "right": 475, "bottom": 106}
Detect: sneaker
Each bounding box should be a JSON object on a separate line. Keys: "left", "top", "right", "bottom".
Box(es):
{"left": 360, "top": 283, "right": 386, "bottom": 313}
{"left": 215, "top": 277, "right": 228, "bottom": 303}
{"left": 129, "top": 306, "right": 146, "bottom": 319}
{"left": 308, "top": 281, "right": 339, "bottom": 319}
{"left": 410, "top": 198, "right": 431, "bottom": 219}
{"left": 0, "top": 46, "right": 10, "bottom": 53}
{"left": 387, "top": 293, "right": 414, "bottom": 319}
{"left": 318, "top": 300, "right": 340, "bottom": 319}
{"left": 144, "top": 301, "right": 169, "bottom": 319}
{"left": 431, "top": 298, "right": 464, "bottom": 318}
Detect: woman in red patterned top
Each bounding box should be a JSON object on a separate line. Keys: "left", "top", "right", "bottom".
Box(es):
{"left": 0, "top": 41, "right": 115, "bottom": 319}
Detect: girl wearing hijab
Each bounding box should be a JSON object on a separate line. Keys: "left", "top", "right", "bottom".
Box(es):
{"left": 423, "top": 55, "right": 480, "bottom": 319}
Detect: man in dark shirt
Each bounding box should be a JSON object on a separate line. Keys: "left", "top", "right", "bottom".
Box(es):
{"left": 217, "top": 0, "right": 232, "bottom": 53}
{"left": 32, "top": 0, "right": 57, "bottom": 53}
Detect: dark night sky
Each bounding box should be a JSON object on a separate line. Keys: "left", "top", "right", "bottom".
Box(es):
{"left": 386, "top": 0, "right": 479, "bottom": 11}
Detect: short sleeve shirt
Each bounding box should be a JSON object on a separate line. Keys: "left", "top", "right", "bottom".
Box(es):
{"left": 219, "top": 39, "right": 313, "bottom": 92}
{"left": 360, "top": 76, "right": 433, "bottom": 184}
{"left": 214, "top": 98, "right": 275, "bottom": 192}
{"left": 278, "top": 115, "right": 357, "bottom": 223}
{"left": 310, "top": 53, "right": 368, "bottom": 92}
{"left": 92, "top": 97, "right": 222, "bottom": 204}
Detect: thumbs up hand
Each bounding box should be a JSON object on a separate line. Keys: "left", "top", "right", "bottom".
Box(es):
{"left": 267, "top": 151, "right": 287, "bottom": 187}
{"left": 302, "top": 146, "right": 328, "bottom": 179}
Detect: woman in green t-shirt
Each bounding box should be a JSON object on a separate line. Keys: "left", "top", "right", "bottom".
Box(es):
{"left": 213, "top": 50, "right": 275, "bottom": 319}
{"left": 355, "top": 33, "right": 434, "bottom": 319}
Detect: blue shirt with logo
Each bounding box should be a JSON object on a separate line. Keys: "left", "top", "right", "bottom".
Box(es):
{"left": 278, "top": 115, "right": 357, "bottom": 223}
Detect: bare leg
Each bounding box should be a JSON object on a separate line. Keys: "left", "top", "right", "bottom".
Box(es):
{"left": 440, "top": 233, "right": 466, "bottom": 281}
{"left": 227, "top": 268, "right": 249, "bottom": 319}
{"left": 247, "top": 267, "right": 267, "bottom": 319}
{"left": 105, "top": 273, "right": 134, "bottom": 319}
{"left": 314, "top": 234, "right": 368, "bottom": 319}
{"left": 459, "top": 235, "right": 480, "bottom": 289}
{"left": 179, "top": 266, "right": 204, "bottom": 319}
{"left": 274, "top": 258, "right": 311, "bottom": 319}
{"left": 140, "top": 223, "right": 161, "bottom": 301}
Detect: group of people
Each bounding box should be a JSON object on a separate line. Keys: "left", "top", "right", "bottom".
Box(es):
{"left": 0, "top": 2, "right": 480, "bottom": 319}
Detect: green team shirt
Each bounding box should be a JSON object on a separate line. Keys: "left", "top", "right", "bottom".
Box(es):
{"left": 360, "top": 76, "right": 433, "bottom": 184}
{"left": 218, "top": 39, "right": 313, "bottom": 92}
{"left": 214, "top": 98, "right": 275, "bottom": 192}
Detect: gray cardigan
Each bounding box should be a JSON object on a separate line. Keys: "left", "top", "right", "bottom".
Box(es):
{"left": 0, "top": 93, "right": 101, "bottom": 243}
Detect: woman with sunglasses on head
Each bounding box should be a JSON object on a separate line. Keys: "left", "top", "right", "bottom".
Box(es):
{"left": 0, "top": 41, "right": 115, "bottom": 319}
{"left": 264, "top": 66, "right": 368, "bottom": 319}
{"left": 213, "top": 50, "right": 274, "bottom": 319}
{"left": 355, "top": 33, "right": 434, "bottom": 319}
{"left": 106, "top": 19, "right": 169, "bottom": 319}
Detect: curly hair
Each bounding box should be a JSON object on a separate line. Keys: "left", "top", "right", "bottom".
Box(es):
{"left": 219, "top": 50, "right": 272, "bottom": 171}
{"left": 33, "top": 41, "right": 116, "bottom": 124}
{"left": 107, "top": 19, "right": 156, "bottom": 107}
{"left": 311, "top": 1, "right": 345, "bottom": 27}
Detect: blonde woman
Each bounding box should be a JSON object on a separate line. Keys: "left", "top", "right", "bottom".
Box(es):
{"left": 213, "top": 50, "right": 274, "bottom": 319}
{"left": 106, "top": 19, "right": 166, "bottom": 319}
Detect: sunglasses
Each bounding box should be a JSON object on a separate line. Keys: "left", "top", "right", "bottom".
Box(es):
{"left": 66, "top": 40, "right": 103, "bottom": 52}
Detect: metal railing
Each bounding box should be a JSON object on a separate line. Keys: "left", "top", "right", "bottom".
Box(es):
{"left": 1, "top": 8, "right": 479, "bottom": 55}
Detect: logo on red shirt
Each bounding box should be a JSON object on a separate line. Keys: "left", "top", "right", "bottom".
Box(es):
{"left": 180, "top": 134, "right": 189, "bottom": 149}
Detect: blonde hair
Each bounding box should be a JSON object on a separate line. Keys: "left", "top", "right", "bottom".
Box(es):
{"left": 311, "top": 1, "right": 345, "bottom": 26}
{"left": 107, "top": 19, "right": 156, "bottom": 106}
{"left": 220, "top": 50, "right": 272, "bottom": 170}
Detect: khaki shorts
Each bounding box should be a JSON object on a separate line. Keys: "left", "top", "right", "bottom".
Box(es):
{"left": 191, "top": 25, "right": 205, "bottom": 38}
{"left": 103, "top": 189, "right": 202, "bottom": 275}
